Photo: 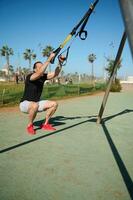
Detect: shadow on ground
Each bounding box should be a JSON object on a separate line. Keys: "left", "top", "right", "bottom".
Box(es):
{"left": 0, "top": 109, "right": 133, "bottom": 199}
{"left": 0, "top": 109, "right": 133, "bottom": 154}
{"left": 101, "top": 122, "right": 133, "bottom": 199}
{"left": 0, "top": 115, "right": 96, "bottom": 153}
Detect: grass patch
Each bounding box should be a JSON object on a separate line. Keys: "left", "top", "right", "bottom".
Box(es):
{"left": 0, "top": 82, "right": 106, "bottom": 107}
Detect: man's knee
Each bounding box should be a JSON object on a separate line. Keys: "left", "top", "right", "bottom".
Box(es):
{"left": 53, "top": 101, "right": 58, "bottom": 109}
{"left": 44, "top": 100, "right": 58, "bottom": 110}
{"left": 29, "top": 102, "right": 39, "bottom": 111}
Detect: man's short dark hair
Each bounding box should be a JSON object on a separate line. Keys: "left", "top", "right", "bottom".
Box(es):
{"left": 33, "top": 61, "right": 43, "bottom": 70}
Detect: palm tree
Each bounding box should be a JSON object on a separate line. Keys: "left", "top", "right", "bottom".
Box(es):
{"left": 9, "top": 65, "right": 14, "bottom": 74}
{"left": 88, "top": 53, "right": 96, "bottom": 85}
{"left": 42, "top": 45, "right": 54, "bottom": 72}
{"left": 23, "top": 49, "right": 36, "bottom": 69}
{"left": 0, "top": 45, "right": 14, "bottom": 76}
{"left": 0, "top": 70, "right": 5, "bottom": 78}
{"left": 21, "top": 67, "right": 30, "bottom": 75}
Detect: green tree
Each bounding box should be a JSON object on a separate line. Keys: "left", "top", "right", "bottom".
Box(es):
{"left": 0, "top": 45, "right": 14, "bottom": 76}
{"left": 60, "top": 69, "right": 64, "bottom": 77}
{"left": 42, "top": 45, "right": 54, "bottom": 72}
{"left": 105, "top": 57, "right": 122, "bottom": 81}
{"left": 105, "top": 57, "right": 122, "bottom": 92}
{"left": 88, "top": 53, "right": 96, "bottom": 85}
{"left": 23, "top": 49, "right": 36, "bottom": 69}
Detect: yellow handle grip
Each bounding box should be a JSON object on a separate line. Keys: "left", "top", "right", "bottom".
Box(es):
{"left": 60, "top": 34, "right": 72, "bottom": 49}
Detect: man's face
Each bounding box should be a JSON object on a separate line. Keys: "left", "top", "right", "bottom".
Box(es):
{"left": 35, "top": 62, "right": 43, "bottom": 72}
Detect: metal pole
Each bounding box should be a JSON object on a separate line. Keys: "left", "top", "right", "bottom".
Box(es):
{"left": 97, "top": 31, "right": 127, "bottom": 124}
{"left": 119, "top": 0, "right": 133, "bottom": 58}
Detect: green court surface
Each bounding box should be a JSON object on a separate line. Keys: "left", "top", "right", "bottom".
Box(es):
{"left": 0, "top": 92, "right": 133, "bottom": 200}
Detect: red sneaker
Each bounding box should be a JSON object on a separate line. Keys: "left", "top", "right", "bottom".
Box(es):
{"left": 40, "top": 123, "right": 56, "bottom": 131}
{"left": 27, "top": 124, "right": 36, "bottom": 135}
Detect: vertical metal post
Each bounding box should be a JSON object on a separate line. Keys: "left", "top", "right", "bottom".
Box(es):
{"left": 119, "top": 0, "right": 133, "bottom": 58}
{"left": 97, "top": 32, "right": 127, "bottom": 124}
{"left": 2, "top": 88, "right": 6, "bottom": 105}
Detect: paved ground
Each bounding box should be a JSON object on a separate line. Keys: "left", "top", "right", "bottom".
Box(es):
{"left": 0, "top": 92, "right": 133, "bottom": 200}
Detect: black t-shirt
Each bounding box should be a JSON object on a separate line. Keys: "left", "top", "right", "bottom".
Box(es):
{"left": 20, "top": 73, "right": 47, "bottom": 102}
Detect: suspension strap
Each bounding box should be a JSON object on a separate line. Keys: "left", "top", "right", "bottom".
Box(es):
{"left": 58, "top": 46, "right": 70, "bottom": 66}
{"left": 50, "top": 0, "right": 99, "bottom": 64}
{"left": 78, "top": 2, "right": 98, "bottom": 40}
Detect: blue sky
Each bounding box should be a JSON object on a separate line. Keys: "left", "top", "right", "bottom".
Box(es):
{"left": 0, "top": 0, "right": 133, "bottom": 77}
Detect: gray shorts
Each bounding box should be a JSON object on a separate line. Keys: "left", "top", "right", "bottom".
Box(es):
{"left": 19, "top": 100, "right": 48, "bottom": 113}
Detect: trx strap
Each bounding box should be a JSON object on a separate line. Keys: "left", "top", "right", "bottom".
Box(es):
{"left": 58, "top": 46, "right": 70, "bottom": 66}
{"left": 51, "top": 0, "right": 99, "bottom": 64}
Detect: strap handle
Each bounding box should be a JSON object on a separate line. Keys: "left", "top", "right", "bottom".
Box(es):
{"left": 58, "top": 46, "right": 70, "bottom": 66}
{"left": 50, "top": 47, "right": 61, "bottom": 64}
{"left": 79, "top": 30, "right": 88, "bottom": 40}
{"left": 78, "top": 13, "right": 89, "bottom": 40}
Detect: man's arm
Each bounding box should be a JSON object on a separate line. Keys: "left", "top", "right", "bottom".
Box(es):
{"left": 30, "top": 53, "right": 55, "bottom": 81}
{"left": 47, "top": 56, "right": 65, "bottom": 80}
{"left": 47, "top": 63, "right": 62, "bottom": 80}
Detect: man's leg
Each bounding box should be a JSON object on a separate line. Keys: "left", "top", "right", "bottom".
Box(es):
{"left": 39, "top": 100, "right": 58, "bottom": 130}
{"left": 44, "top": 100, "right": 58, "bottom": 124}
{"left": 20, "top": 101, "right": 39, "bottom": 135}
{"left": 27, "top": 102, "right": 39, "bottom": 134}
{"left": 28, "top": 102, "right": 39, "bottom": 126}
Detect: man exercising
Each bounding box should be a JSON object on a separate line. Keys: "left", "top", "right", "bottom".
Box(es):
{"left": 20, "top": 53, "right": 65, "bottom": 135}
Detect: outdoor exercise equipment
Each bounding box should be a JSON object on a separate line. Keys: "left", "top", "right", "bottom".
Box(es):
{"left": 97, "top": 31, "right": 127, "bottom": 124}
{"left": 50, "top": 0, "right": 99, "bottom": 65}
{"left": 97, "top": 0, "right": 133, "bottom": 124}
{"left": 119, "top": 0, "right": 133, "bottom": 58}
